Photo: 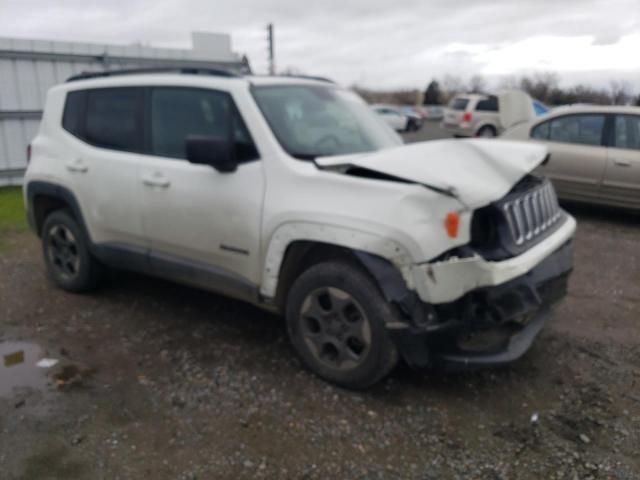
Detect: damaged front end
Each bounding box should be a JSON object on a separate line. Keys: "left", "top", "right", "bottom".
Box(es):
{"left": 358, "top": 174, "right": 575, "bottom": 371}
{"left": 388, "top": 240, "right": 572, "bottom": 370}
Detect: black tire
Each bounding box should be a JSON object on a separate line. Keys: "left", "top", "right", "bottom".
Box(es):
{"left": 477, "top": 125, "right": 497, "bottom": 138}
{"left": 285, "top": 261, "right": 399, "bottom": 389}
{"left": 405, "top": 119, "right": 416, "bottom": 132}
{"left": 41, "top": 209, "right": 102, "bottom": 292}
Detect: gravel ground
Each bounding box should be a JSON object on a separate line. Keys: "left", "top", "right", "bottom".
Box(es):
{"left": 1, "top": 124, "right": 639, "bottom": 479}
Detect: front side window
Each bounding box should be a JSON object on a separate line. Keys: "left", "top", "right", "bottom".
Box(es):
{"left": 150, "top": 87, "right": 258, "bottom": 162}
{"left": 548, "top": 114, "right": 605, "bottom": 146}
{"left": 252, "top": 85, "right": 402, "bottom": 159}
{"left": 85, "top": 88, "right": 144, "bottom": 152}
{"left": 613, "top": 115, "right": 640, "bottom": 151}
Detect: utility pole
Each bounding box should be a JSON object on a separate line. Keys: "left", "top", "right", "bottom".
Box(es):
{"left": 267, "top": 23, "right": 275, "bottom": 75}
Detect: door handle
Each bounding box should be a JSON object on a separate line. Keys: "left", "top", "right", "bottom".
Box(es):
{"left": 142, "top": 172, "right": 171, "bottom": 188}
{"left": 613, "top": 159, "right": 631, "bottom": 167}
{"left": 65, "top": 158, "right": 88, "bottom": 173}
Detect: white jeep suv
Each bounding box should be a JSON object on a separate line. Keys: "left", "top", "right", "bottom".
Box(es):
{"left": 24, "top": 68, "right": 576, "bottom": 388}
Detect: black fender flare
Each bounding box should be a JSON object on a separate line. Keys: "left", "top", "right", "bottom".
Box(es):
{"left": 25, "top": 180, "right": 91, "bottom": 242}
{"left": 353, "top": 251, "right": 433, "bottom": 327}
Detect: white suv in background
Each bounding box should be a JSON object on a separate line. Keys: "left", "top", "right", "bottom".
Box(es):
{"left": 442, "top": 91, "right": 536, "bottom": 138}
{"left": 24, "top": 68, "right": 575, "bottom": 388}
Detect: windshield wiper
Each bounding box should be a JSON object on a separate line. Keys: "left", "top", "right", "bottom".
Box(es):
{"left": 291, "top": 152, "right": 318, "bottom": 161}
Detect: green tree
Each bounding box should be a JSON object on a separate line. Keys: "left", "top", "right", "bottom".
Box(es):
{"left": 423, "top": 81, "right": 442, "bottom": 105}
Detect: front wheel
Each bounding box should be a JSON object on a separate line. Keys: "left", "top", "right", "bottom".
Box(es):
{"left": 285, "top": 261, "right": 399, "bottom": 389}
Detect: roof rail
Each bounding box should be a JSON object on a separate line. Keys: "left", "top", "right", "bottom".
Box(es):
{"left": 66, "top": 67, "right": 240, "bottom": 82}
{"left": 280, "top": 74, "right": 335, "bottom": 84}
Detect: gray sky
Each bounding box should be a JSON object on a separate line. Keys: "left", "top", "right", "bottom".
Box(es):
{"left": 2, "top": 0, "right": 639, "bottom": 91}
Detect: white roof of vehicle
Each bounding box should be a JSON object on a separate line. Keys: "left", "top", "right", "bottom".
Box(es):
{"left": 543, "top": 104, "right": 640, "bottom": 115}
{"left": 52, "top": 71, "right": 335, "bottom": 95}
{"left": 451, "top": 93, "right": 490, "bottom": 100}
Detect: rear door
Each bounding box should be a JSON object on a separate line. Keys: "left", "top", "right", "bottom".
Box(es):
{"left": 531, "top": 113, "right": 608, "bottom": 202}
{"left": 601, "top": 114, "right": 640, "bottom": 209}
{"left": 62, "top": 87, "right": 147, "bottom": 250}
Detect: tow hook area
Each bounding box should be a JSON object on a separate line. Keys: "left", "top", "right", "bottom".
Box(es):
{"left": 387, "top": 240, "right": 573, "bottom": 370}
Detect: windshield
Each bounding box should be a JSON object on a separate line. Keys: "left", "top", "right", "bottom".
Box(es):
{"left": 252, "top": 84, "right": 402, "bottom": 159}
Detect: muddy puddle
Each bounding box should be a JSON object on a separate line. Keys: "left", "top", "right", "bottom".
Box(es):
{"left": 0, "top": 341, "right": 51, "bottom": 397}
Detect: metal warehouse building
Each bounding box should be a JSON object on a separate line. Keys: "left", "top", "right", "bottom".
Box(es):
{"left": 0, "top": 32, "right": 250, "bottom": 186}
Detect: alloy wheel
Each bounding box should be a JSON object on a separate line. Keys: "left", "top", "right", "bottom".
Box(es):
{"left": 299, "top": 287, "right": 372, "bottom": 371}
{"left": 46, "top": 224, "right": 80, "bottom": 280}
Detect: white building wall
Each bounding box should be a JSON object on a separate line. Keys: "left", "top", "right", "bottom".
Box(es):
{"left": 0, "top": 32, "right": 248, "bottom": 185}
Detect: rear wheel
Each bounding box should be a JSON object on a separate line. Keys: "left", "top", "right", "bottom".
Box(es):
{"left": 286, "top": 261, "right": 399, "bottom": 389}
{"left": 477, "top": 125, "right": 497, "bottom": 138}
{"left": 42, "top": 210, "right": 102, "bottom": 292}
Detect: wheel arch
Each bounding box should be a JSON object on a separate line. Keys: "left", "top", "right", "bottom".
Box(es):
{"left": 474, "top": 122, "right": 498, "bottom": 136}
{"left": 261, "top": 223, "right": 417, "bottom": 315}
{"left": 26, "top": 181, "right": 89, "bottom": 239}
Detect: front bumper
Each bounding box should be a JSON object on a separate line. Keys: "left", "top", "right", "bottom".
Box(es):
{"left": 411, "top": 213, "right": 576, "bottom": 305}
{"left": 441, "top": 122, "right": 473, "bottom": 137}
{"left": 388, "top": 238, "right": 573, "bottom": 370}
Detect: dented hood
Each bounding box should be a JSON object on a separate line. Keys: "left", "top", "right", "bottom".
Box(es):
{"left": 316, "top": 139, "right": 548, "bottom": 208}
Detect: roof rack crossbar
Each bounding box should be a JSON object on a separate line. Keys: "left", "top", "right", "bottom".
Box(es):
{"left": 66, "top": 67, "right": 240, "bottom": 82}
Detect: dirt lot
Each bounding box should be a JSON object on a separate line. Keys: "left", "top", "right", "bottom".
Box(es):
{"left": 1, "top": 125, "right": 639, "bottom": 479}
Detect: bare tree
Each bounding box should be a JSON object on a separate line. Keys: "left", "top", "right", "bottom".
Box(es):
{"left": 441, "top": 74, "right": 467, "bottom": 103}
{"left": 497, "top": 75, "right": 520, "bottom": 90}
{"left": 610, "top": 80, "right": 632, "bottom": 105}
{"left": 280, "top": 66, "right": 305, "bottom": 76}
{"left": 520, "top": 72, "right": 559, "bottom": 103}
{"left": 469, "top": 75, "right": 487, "bottom": 94}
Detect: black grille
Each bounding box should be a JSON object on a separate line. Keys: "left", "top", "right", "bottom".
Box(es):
{"left": 501, "top": 179, "right": 562, "bottom": 246}
{"left": 471, "top": 176, "right": 565, "bottom": 260}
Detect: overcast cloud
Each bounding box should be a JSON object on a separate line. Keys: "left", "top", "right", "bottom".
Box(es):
{"left": 1, "top": 0, "right": 639, "bottom": 91}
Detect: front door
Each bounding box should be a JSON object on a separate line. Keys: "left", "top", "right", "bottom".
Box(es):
{"left": 601, "top": 114, "right": 640, "bottom": 209}
{"left": 538, "top": 113, "right": 608, "bottom": 202}
{"left": 138, "top": 87, "right": 264, "bottom": 297}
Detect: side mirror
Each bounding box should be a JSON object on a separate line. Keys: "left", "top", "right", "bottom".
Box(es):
{"left": 186, "top": 135, "right": 237, "bottom": 173}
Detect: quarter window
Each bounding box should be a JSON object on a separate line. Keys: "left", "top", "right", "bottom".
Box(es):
{"left": 548, "top": 114, "right": 605, "bottom": 146}
{"left": 150, "top": 88, "right": 258, "bottom": 162}
{"left": 475, "top": 96, "right": 498, "bottom": 112}
{"left": 62, "top": 90, "right": 86, "bottom": 137}
{"left": 531, "top": 121, "right": 550, "bottom": 139}
{"left": 84, "top": 88, "right": 144, "bottom": 152}
{"left": 613, "top": 115, "right": 640, "bottom": 151}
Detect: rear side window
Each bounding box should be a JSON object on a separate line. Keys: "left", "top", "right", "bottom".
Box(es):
{"left": 62, "top": 91, "right": 86, "bottom": 137}
{"left": 475, "top": 96, "right": 498, "bottom": 112}
{"left": 613, "top": 115, "right": 640, "bottom": 151}
{"left": 449, "top": 98, "right": 469, "bottom": 111}
{"left": 84, "top": 88, "right": 144, "bottom": 152}
{"left": 531, "top": 121, "right": 550, "bottom": 139}
{"left": 548, "top": 114, "right": 605, "bottom": 146}
{"left": 150, "top": 87, "right": 258, "bottom": 162}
